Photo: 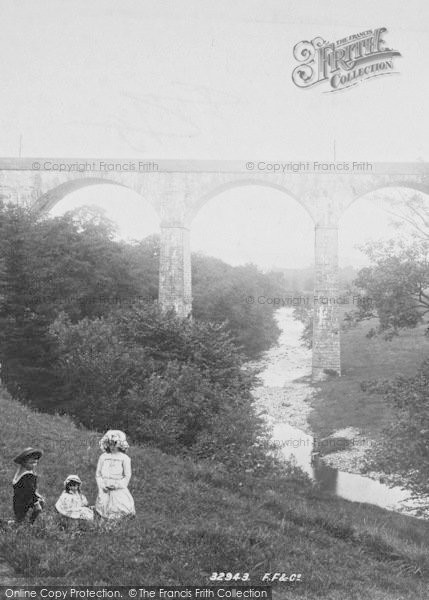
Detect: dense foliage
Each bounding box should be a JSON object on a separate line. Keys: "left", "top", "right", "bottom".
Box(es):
{"left": 0, "top": 203, "right": 282, "bottom": 402}
{"left": 292, "top": 303, "right": 313, "bottom": 348}
{"left": 0, "top": 203, "right": 138, "bottom": 405}
{"left": 348, "top": 194, "right": 429, "bottom": 501}
{"left": 361, "top": 361, "right": 429, "bottom": 501}
{"left": 128, "top": 241, "right": 284, "bottom": 358}
{"left": 192, "top": 254, "right": 282, "bottom": 358}
{"left": 348, "top": 239, "right": 429, "bottom": 339}
{"left": 0, "top": 202, "right": 280, "bottom": 468}
{"left": 49, "top": 303, "right": 272, "bottom": 467}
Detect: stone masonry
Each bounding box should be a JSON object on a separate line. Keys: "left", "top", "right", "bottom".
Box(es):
{"left": 0, "top": 159, "right": 428, "bottom": 380}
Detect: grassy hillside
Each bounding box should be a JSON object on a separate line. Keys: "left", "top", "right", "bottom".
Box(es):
{"left": 0, "top": 391, "right": 429, "bottom": 598}
{"left": 309, "top": 318, "right": 429, "bottom": 439}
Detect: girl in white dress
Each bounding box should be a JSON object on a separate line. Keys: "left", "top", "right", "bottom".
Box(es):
{"left": 95, "top": 430, "right": 135, "bottom": 520}
{"left": 55, "top": 475, "right": 94, "bottom": 521}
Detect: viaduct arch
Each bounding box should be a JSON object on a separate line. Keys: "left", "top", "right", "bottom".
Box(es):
{"left": 1, "top": 159, "right": 428, "bottom": 380}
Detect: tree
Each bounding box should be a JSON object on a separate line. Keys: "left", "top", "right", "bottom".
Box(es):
{"left": 48, "top": 303, "right": 274, "bottom": 469}
{"left": 379, "top": 192, "right": 429, "bottom": 242}
{"left": 346, "top": 191, "right": 429, "bottom": 340}
{"left": 122, "top": 234, "right": 160, "bottom": 302}
{"left": 0, "top": 204, "right": 60, "bottom": 403}
{"left": 349, "top": 190, "right": 429, "bottom": 505}
{"left": 192, "top": 254, "right": 283, "bottom": 358}
{"left": 348, "top": 238, "right": 429, "bottom": 339}
{"left": 363, "top": 362, "right": 429, "bottom": 506}
{"left": 0, "top": 204, "right": 282, "bottom": 408}
{"left": 33, "top": 206, "right": 143, "bottom": 320}
{"left": 0, "top": 203, "right": 144, "bottom": 405}
{"left": 340, "top": 192, "right": 429, "bottom": 338}
{"left": 126, "top": 238, "right": 284, "bottom": 358}
{"left": 293, "top": 303, "right": 313, "bottom": 348}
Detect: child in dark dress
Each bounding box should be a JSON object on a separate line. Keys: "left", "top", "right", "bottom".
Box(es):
{"left": 12, "top": 448, "right": 45, "bottom": 524}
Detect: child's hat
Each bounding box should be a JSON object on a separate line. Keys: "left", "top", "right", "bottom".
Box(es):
{"left": 99, "top": 430, "right": 129, "bottom": 452}
{"left": 13, "top": 447, "right": 43, "bottom": 464}
{"left": 64, "top": 474, "right": 82, "bottom": 486}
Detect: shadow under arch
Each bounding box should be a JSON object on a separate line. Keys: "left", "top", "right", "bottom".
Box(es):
{"left": 188, "top": 178, "right": 315, "bottom": 225}
{"left": 31, "top": 177, "right": 161, "bottom": 221}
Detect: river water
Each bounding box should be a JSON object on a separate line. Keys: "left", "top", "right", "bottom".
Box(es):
{"left": 252, "top": 307, "right": 425, "bottom": 517}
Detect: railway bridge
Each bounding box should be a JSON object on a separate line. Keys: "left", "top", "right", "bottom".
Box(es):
{"left": 1, "top": 158, "right": 428, "bottom": 379}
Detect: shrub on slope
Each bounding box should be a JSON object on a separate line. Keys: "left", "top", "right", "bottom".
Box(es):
{"left": 47, "top": 303, "right": 272, "bottom": 469}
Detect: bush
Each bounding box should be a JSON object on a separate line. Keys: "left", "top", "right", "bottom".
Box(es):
{"left": 47, "top": 303, "right": 272, "bottom": 468}
{"left": 192, "top": 255, "right": 282, "bottom": 359}
{"left": 293, "top": 303, "right": 313, "bottom": 348}
{"left": 363, "top": 360, "right": 429, "bottom": 501}
{"left": 0, "top": 203, "right": 143, "bottom": 405}
{"left": 126, "top": 242, "right": 284, "bottom": 359}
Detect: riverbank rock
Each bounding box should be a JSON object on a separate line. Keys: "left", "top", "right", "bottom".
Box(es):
{"left": 252, "top": 384, "right": 314, "bottom": 434}
{"left": 319, "top": 427, "right": 374, "bottom": 472}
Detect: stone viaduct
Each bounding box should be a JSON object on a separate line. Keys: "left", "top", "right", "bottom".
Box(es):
{"left": 0, "top": 159, "right": 428, "bottom": 380}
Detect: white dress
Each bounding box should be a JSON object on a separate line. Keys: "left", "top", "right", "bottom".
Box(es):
{"left": 55, "top": 491, "right": 94, "bottom": 520}
{"left": 95, "top": 452, "right": 135, "bottom": 519}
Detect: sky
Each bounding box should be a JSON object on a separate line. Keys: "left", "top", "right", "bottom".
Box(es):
{"left": 48, "top": 184, "right": 415, "bottom": 269}
{"left": 1, "top": 0, "right": 428, "bottom": 268}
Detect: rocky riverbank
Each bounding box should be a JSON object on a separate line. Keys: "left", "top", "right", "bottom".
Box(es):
{"left": 250, "top": 307, "right": 428, "bottom": 518}
{"left": 252, "top": 384, "right": 374, "bottom": 474}
{"left": 251, "top": 307, "right": 375, "bottom": 475}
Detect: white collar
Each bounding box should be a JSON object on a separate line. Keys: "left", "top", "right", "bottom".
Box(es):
{"left": 12, "top": 468, "right": 35, "bottom": 485}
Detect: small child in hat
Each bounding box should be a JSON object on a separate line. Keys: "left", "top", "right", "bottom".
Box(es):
{"left": 55, "top": 475, "right": 94, "bottom": 520}
{"left": 12, "top": 447, "right": 45, "bottom": 524}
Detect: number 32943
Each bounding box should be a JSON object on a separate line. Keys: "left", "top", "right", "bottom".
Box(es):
{"left": 209, "top": 573, "right": 250, "bottom": 581}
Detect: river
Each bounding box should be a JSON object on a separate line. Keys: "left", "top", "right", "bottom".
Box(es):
{"left": 252, "top": 307, "right": 426, "bottom": 518}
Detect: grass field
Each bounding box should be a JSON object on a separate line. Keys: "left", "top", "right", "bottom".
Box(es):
{"left": 1, "top": 390, "right": 429, "bottom": 599}
{"left": 308, "top": 318, "right": 429, "bottom": 440}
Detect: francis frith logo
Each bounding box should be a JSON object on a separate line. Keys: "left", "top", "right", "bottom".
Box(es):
{"left": 292, "top": 28, "right": 401, "bottom": 92}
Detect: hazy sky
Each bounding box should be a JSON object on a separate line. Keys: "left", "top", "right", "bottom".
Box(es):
{"left": 2, "top": 0, "right": 428, "bottom": 268}
{"left": 49, "top": 184, "right": 414, "bottom": 269}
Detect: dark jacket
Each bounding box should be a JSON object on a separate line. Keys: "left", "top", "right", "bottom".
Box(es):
{"left": 13, "top": 473, "right": 39, "bottom": 522}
